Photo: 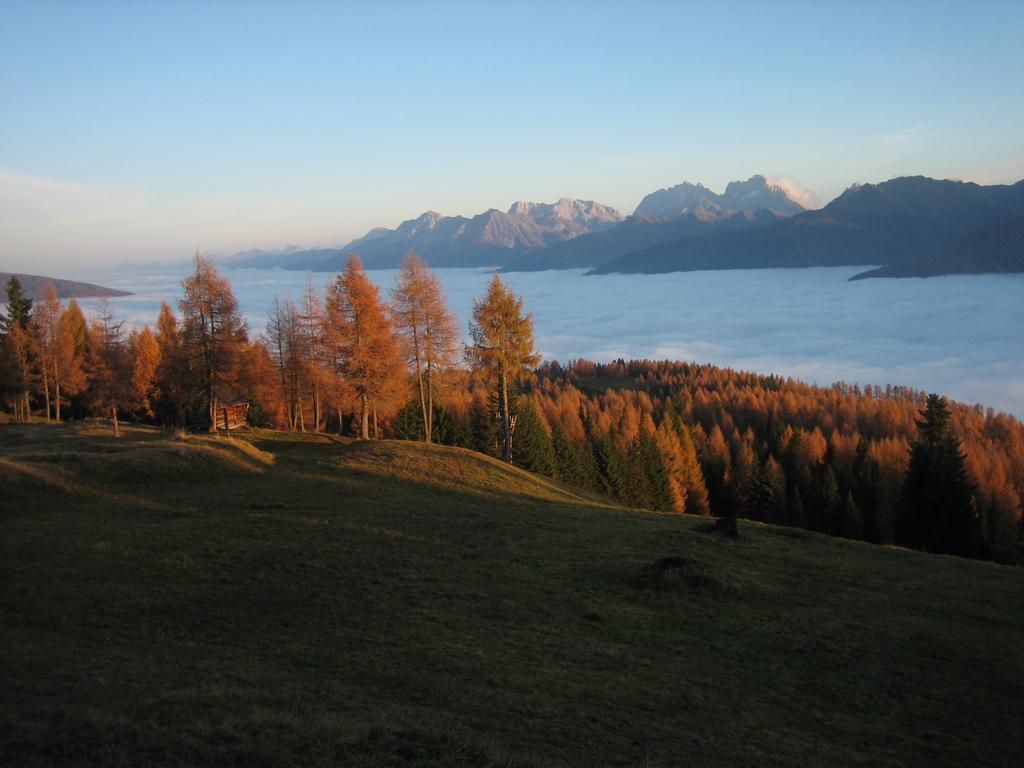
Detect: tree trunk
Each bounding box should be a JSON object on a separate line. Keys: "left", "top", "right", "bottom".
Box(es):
{"left": 312, "top": 381, "right": 321, "bottom": 433}
{"left": 360, "top": 393, "right": 369, "bottom": 439}
{"left": 426, "top": 373, "right": 434, "bottom": 445}
{"left": 425, "top": 340, "right": 434, "bottom": 445}
{"left": 412, "top": 325, "right": 429, "bottom": 444}
{"left": 372, "top": 404, "right": 379, "bottom": 440}
{"left": 42, "top": 364, "right": 51, "bottom": 424}
{"left": 208, "top": 375, "right": 218, "bottom": 433}
{"left": 112, "top": 404, "right": 120, "bottom": 437}
{"left": 52, "top": 355, "right": 61, "bottom": 423}
{"left": 416, "top": 365, "right": 429, "bottom": 444}
{"left": 500, "top": 372, "right": 512, "bottom": 463}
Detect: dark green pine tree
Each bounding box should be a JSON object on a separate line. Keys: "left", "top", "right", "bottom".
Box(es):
{"left": 391, "top": 399, "right": 456, "bottom": 444}
{"left": 1, "top": 276, "right": 34, "bottom": 421}
{"left": 391, "top": 400, "right": 423, "bottom": 440}
{"left": 512, "top": 399, "right": 557, "bottom": 478}
{"left": 639, "top": 436, "right": 674, "bottom": 511}
{"left": 806, "top": 462, "right": 841, "bottom": 534}
{"left": 787, "top": 485, "right": 807, "bottom": 529}
{"left": 1, "top": 276, "right": 33, "bottom": 335}
{"left": 430, "top": 404, "right": 455, "bottom": 446}
{"left": 551, "top": 423, "right": 600, "bottom": 491}
{"left": 897, "top": 394, "right": 981, "bottom": 557}
{"left": 622, "top": 439, "right": 654, "bottom": 510}
{"left": 838, "top": 490, "right": 863, "bottom": 540}
{"left": 852, "top": 439, "right": 882, "bottom": 543}
{"left": 748, "top": 460, "right": 787, "bottom": 523}
{"left": 595, "top": 431, "right": 628, "bottom": 502}
{"left": 455, "top": 400, "right": 499, "bottom": 456}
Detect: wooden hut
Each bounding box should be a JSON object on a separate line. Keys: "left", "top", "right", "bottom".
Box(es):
{"left": 186, "top": 401, "right": 249, "bottom": 431}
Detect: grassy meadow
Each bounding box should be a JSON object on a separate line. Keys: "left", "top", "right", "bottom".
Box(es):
{"left": 2, "top": 423, "right": 1023, "bottom": 766}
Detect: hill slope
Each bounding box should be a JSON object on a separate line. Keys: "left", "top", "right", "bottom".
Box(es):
{"left": 0, "top": 272, "right": 131, "bottom": 299}
{"left": 592, "top": 176, "right": 1024, "bottom": 274}
{"left": 2, "top": 424, "right": 1023, "bottom": 766}
{"left": 850, "top": 214, "right": 1024, "bottom": 279}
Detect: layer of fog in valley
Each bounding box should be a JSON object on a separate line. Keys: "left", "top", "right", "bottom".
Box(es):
{"left": 65, "top": 266, "right": 1024, "bottom": 418}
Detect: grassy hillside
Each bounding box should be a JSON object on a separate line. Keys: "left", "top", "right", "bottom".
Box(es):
{"left": 2, "top": 424, "right": 1023, "bottom": 767}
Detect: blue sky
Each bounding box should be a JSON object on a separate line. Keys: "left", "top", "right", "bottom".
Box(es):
{"left": 1, "top": 0, "right": 1022, "bottom": 270}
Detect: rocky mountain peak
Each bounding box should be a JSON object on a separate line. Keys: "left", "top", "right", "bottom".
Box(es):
{"left": 635, "top": 175, "right": 807, "bottom": 218}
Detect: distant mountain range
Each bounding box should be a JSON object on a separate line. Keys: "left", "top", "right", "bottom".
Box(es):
{"left": 226, "top": 174, "right": 1024, "bottom": 278}
{"left": 229, "top": 198, "right": 624, "bottom": 270}
{"left": 230, "top": 175, "right": 806, "bottom": 273}
{"left": 0, "top": 273, "right": 130, "bottom": 300}
{"left": 849, "top": 214, "right": 1024, "bottom": 280}
{"left": 590, "top": 176, "right": 1024, "bottom": 275}
{"left": 502, "top": 176, "right": 801, "bottom": 272}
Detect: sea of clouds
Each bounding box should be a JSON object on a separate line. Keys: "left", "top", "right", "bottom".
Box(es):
{"left": 66, "top": 265, "right": 1024, "bottom": 418}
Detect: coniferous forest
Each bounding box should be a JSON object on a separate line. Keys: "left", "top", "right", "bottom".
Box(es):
{"left": 2, "top": 253, "right": 1022, "bottom": 564}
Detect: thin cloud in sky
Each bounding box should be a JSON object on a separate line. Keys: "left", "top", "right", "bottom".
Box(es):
{"left": 766, "top": 176, "right": 822, "bottom": 210}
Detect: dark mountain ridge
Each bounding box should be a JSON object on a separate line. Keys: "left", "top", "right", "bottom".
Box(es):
{"left": 591, "top": 176, "right": 1024, "bottom": 274}
{"left": 0, "top": 272, "right": 131, "bottom": 300}
{"left": 849, "top": 214, "right": 1024, "bottom": 279}
{"left": 502, "top": 208, "right": 787, "bottom": 272}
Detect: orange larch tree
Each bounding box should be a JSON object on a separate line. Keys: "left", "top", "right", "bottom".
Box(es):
{"left": 391, "top": 251, "right": 460, "bottom": 443}
{"left": 465, "top": 273, "right": 540, "bottom": 463}
{"left": 178, "top": 253, "right": 247, "bottom": 431}
{"left": 85, "top": 300, "right": 131, "bottom": 435}
{"left": 326, "top": 255, "right": 406, "bottom": 439}
{"left": 31, "top": 283, "right": 62, "bottom": 422}
{"left": 128, "top": 326, "right": 161, "bottom": 420}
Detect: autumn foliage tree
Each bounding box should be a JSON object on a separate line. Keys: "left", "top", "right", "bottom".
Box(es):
{"left": 128, "top": 327, "right": 161, "bottom": 420}
{"left": 152, "top": 302, "right": 186, "bottom": 425}
{"left": 326, "top": 255, "right": 406, "bottom": 439}
{"left": 264, "top": 297, "right": 306, "bottom": 430}
{"left": 300, "top": 278, "right": 329, "bottom": 431}
{"left": 391, "top": 251, "right": 460, "bottom": 443}
{"left": 85, "top": 300, "right": 131, "bottom": 435}
{"left": 179, "top": 254, "right": 247, "bottom": 430}
{"left": 31, "top": 284, "right": 63, "bottom": 422}
{"left": 466, "top": 274, "right": 540, "bottom": 463}
{"left": 52, "top": 298, "right": 88, "bottom": 422}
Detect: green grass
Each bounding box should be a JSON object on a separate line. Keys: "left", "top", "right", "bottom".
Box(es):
{"left": 2, "top": 422, "right": 1023, "bottom": 767}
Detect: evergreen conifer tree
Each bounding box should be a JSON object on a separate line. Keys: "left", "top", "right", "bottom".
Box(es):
{"left": 1, "top": 276, "right": 32, "bottom": 334}
{"left": 897, "top": 394, "right": 981, "bottom": 556}
{"left": 512, "top": 399, "right": 557, "bottom": 477}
